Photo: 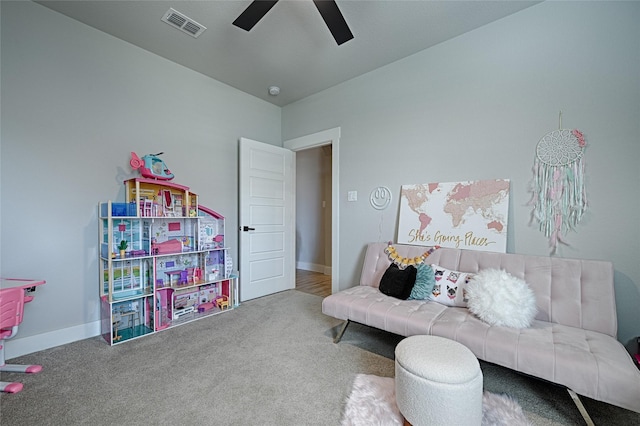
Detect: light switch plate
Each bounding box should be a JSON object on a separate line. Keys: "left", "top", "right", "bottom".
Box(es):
{"left": 347, "top": 191, "right": 357, "bottom": 202}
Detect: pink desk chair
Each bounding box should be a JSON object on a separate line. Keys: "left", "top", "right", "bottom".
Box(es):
{"left": 0, "top": 287, "right": 42, "bottom": 393}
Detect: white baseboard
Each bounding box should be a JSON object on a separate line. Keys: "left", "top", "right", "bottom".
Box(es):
{"left": 296, "top": 262, "right": 331, "bottom": 275}
{"left": 6, "top": 321, "right": 101, "bottom": 359}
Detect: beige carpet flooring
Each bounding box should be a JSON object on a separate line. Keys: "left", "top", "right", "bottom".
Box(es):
{"left": 1, "top": 290, "right": 638, "bottom": 425}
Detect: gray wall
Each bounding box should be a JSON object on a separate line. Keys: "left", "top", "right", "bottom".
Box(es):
{"left": 282, "top": 1, "right": 640, "bottom": 348}
{"left": 1, "top": 1, "right": 280, "bottom": 354}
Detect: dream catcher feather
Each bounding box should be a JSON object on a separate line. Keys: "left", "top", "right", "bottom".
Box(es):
{"left": 529, "top": 115, "right": 587, "bottom": 254}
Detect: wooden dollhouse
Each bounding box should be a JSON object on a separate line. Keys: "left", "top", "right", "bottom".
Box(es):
{"left": 99, "top": 178, "right": 236, "bottom": 345}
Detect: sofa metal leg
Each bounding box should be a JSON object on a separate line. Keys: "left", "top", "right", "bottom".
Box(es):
{"left": 567, "top": 388, "right": 595, "bottom": 426}
{"left": 333, "top": 320, "right": 350, "bottom": 343}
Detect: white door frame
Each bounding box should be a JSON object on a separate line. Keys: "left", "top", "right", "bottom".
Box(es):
{"left": 284, "top": 127, "right": 340, "bottom": 295}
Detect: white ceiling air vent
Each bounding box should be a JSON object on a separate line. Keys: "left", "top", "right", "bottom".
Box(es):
{"left": 161, "top": 8, "right": 206, "bottom": 38}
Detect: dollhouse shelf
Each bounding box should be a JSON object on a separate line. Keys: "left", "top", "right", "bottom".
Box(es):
{"left": 98, "top": 178, "right": 235, "bottom": 346}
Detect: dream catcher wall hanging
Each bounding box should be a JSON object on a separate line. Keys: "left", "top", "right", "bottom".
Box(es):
{"left": 529, "top": 113, "right": 588, "bottom": 254}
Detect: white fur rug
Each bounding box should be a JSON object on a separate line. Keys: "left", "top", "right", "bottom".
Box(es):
{"left": 342, "top": 374, "right": 531, "bottom": 426}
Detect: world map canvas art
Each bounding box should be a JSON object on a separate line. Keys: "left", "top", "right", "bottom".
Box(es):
{"left": 397, "top": 179, "right": 510, "bottom": 252}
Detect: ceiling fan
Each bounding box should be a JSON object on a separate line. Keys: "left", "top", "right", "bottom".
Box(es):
{"left": 233, "top": 0, "right": 354, "bottom": 46}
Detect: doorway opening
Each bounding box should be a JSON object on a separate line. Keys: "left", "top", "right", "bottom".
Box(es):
{"left": 284, "top": 127, "right": 340, "bottom": 296}
{"left": 294, "top": 145, "right": 332, "bottom": 297}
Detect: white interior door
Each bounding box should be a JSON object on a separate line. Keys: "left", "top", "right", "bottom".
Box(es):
{"left": 239, "top": 138, "right": 295, "bottom": 301}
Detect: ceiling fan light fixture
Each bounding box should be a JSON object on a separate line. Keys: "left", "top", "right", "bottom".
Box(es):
{"left": 268, "top": 86, "right": 281, "bottom": 96}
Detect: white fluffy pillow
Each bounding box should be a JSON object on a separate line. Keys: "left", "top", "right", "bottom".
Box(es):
{"left": 466, "top": 268, "right": 537, "bottom": 328}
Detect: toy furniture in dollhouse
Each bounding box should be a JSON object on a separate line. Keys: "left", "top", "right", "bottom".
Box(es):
{"left": 174, "top": 194, "right": 183, "bottom": 214}
{"left": 162, "top": 190, "right": 176, "bottom": 217}
{"left": 119, "top": 307, "right": 141, "bottom": 329}
{"left": 0, "top": 278, "right": 46, "bottom": 394}
{"left": 151, "top": 239, "right": 183, "bottom": 255}
{"left": 164, "top": 270, "right": 183, "bottom": 287}
{"left": 216, "top": 295, "right": 230, "bottom": 311}
{"left": 99, "top": 178, "right": 236, "bottom": 346}
{"left": 174, "top": 306, "right": 195, "bottom": 319}
{"left": 111, "top": 315, "right": 123, "bottom": 342}
{"left": 187, "top": 267, "right": 202, "bottom": 284}
{"left": 140, "top": 199, "right": 154, "bottom": 217}
{"left": 198, "top": 302, "right": 215, "bottom": 313}
{"left": 173, "top": 290, "right": 198, "bottom": 319}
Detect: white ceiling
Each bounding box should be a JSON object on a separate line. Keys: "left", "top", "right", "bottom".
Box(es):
{"left": 36, "top": 0, "right": 540, "bottom": 106}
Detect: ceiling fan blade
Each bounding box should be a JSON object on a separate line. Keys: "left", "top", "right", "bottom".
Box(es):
{"left": 233, "top": 0, "right": 279, "bottom": 31}
{"left": 312, "top": 0, "right": 353, "bottom": 45}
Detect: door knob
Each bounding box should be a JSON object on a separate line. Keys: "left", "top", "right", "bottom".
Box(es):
{"left": 242, "top": 226, "right": 255, "bottom": 232}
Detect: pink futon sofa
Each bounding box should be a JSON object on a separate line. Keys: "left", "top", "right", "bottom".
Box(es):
{"left": 322, "top": 242, "right": 640, "bottom": 417}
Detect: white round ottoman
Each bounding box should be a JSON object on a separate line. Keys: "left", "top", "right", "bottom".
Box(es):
{"left": 395, "top": 335, "right": 483, "bottom": 426}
